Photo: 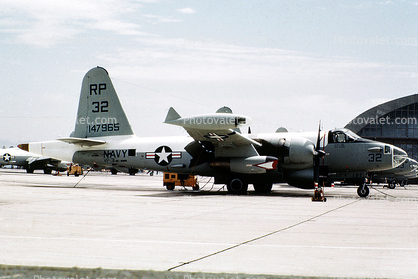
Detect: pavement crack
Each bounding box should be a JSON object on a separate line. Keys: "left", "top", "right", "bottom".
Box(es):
{"left": 167, "top": 199, "right": 360, "bottom": 271}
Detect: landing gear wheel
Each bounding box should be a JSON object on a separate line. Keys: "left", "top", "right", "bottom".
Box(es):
{"left": 166, "top": 183, "right": 175, "bottom": 191}
{"left": 111, "top": 168, "right": 118, "bottom": 175}
{"left": 388, "top": 182, "right": 396, "bottom": 189}
{"left": 193, "top": 184, "right": 200, "bottom": 191}
{"left": 44, "top": 168, "right": 52, "bottom": 174}
{"left": 357, "top": 184, "right": 370, "bottom": 197}
{"left": 253, "top": 183, "right": 273, "bottom": 194}
{"left": 128, "top": 168, "right": 138, "bottom": 175}
{"left": 227, "top": 178, "right": 248, "bottom": 195}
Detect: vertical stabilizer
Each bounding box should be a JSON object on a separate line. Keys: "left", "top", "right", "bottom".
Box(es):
{"left": 71, "top": 67, "right": 134, "bottom": 138}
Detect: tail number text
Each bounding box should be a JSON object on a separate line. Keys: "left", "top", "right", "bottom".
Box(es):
{"left": 88, "top": 123, "right": 120, "bottom": 133}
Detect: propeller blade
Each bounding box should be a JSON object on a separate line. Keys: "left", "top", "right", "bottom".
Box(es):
{"left": 316, "top": 121, "right": 321, "bottom": 152}
{"left": 313, "top": 121, "right": 322, "bottom": 185}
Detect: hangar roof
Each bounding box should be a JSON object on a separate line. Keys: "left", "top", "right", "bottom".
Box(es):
{"left": 345, "top": 94, "right": 418, "bottom": 134}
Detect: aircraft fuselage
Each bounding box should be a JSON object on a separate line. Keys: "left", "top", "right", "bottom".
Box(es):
{"left": 25, "top": 128, "right": 405, "bottom": 188}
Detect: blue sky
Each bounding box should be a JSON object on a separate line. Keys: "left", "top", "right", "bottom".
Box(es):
{"left": 0, "top": 0, "right": 417, "bottom": 147}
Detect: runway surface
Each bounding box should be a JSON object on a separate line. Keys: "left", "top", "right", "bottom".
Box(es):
{"left": 0, "top": 169, "right": 417, "bottom": 278}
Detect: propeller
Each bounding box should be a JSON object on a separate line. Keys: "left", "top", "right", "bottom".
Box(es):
{"left": 312, "top": 121, "right": 327, "bottom": 202}
{"left": 313, "top": 121, "right": 326, "bottom": 187}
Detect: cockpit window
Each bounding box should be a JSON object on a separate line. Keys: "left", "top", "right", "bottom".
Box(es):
{"left": 384, "top": 145, "right": 391, "bottom": 154}
{"left": 328, "top": 130, "right": 357, "bottom": 143}
{"left": 335, "top": 132, "right": 347, "bottom": 143}
{"left": 328, "top": 129, "right": 370, "bottom": 144}
{"left": 345, "top": 130, "right": 361, "bottom": 140}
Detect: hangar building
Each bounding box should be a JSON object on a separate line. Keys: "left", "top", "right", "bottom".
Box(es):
{"left": 345, "top": 94, "right": 418, "bottom": 161}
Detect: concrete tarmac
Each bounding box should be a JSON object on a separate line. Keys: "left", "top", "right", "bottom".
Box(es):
{"left": 0, "top": 169, "right": 417, "bottom": 278}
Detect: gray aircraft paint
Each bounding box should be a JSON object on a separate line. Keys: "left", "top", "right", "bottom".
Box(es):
{"left": 71, "top": 67, "right": 133, "bottom": 138}
{"left": 19, "top": 67, "right": 408, "bottom": 197}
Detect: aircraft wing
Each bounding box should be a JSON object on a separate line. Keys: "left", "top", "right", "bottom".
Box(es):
{"left": 26, "top": 156, "right": 59, "bottom": 165}
{"left": 25, "top": 156, "right": 66, "bottom": 170}
{"left": 165, "top": 107, "right": 261, "bottom": 157}
{"left": 185, "top": 128, "right": 261, "bottom": 148}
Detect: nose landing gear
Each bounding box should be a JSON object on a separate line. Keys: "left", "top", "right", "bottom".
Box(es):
{"left": 357, "top": 179, "right": 370, "bottom": 198}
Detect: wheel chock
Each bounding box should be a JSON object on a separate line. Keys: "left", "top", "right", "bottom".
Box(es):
{"left": 312, "top": 184, "right": 327, "bottom": 202}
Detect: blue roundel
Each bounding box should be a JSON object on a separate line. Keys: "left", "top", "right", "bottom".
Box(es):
{"left": 154, "top": 146, "right": 172, "bottom": 166}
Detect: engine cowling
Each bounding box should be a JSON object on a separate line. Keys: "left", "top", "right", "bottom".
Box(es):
{"left": 282, "top": 137, "right": 315, "bottom": 170}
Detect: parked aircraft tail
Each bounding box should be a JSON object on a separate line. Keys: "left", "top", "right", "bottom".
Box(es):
{"left": 70, "top": 67, "right": 134, "bottom": 138}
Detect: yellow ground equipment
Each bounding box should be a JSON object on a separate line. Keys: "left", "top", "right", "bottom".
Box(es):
{"left": 67, "top": 164, "right": 83, "bottom": 177}
{"left": 163, "top": 172, "right": 199, "bottom": 191}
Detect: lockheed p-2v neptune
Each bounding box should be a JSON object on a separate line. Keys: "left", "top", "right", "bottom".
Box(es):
{"left": 1, "top": 147, "right": 67, "bottom": 174}
{"left": 19, "top": 67, "right": 407, "bottom": 198}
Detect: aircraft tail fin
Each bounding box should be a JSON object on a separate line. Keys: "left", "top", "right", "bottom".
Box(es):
{"left": 164, "top": 107, "right": 182, "bottom": 123}
{"left": 70, "top": 67, "right": 134, "bottom": 138}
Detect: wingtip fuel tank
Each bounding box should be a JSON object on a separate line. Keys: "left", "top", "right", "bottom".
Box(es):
{"left": 164, "top": 108, "right": 251, "bottom": 130}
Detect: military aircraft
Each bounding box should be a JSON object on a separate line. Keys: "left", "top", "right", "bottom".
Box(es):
{"left": 370, "top": 157, "right": 418, "bottom": 188}
{"left": 1, "top": 147, "right": 68, "bottom": 174}
{"left": 18, "top": 67, "right": 407, "bottom": 197}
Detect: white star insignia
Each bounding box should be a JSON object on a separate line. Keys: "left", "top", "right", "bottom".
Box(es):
{"left": 3, "top": 153, "right": 11, "bottom": 161}
{"left": 156, "top": 147, "right": 171, "bottom": 164}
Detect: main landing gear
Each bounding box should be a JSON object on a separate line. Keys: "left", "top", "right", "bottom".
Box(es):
{"left": 227, "top": 178, "right": 248, "bottom": 195}
{"left": 226, "top": 178, "right": 273, "bottom": 195}
{"left": 253, "top": 182, "right": 273, "bottom": 194}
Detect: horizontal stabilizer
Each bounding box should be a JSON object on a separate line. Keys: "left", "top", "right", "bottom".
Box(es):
{"left": 58, "top": 137, "right": 106, "bottom": 146}
{"left": 164, "top": 107, "right": 182, "bottom": 123}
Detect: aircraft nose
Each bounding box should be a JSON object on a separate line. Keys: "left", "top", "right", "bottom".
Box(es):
{"left": 410, "top": 159, "right": 418, "bottom": 170}
{"left": 393, "top": 146, "right": 407, "bottom": 168}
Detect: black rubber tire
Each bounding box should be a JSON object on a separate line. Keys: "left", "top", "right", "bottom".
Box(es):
{"left": 227, "top": 178, "right": 248, "bottom": 195}
{"left": 357, "top": 185, "right": 370, "bottom": 197}
{"left": 128, "top": 168, "right": 136, "bottom": 175}
{"left": 166, "top": 183, "right": 175, "bottom": 191}
{"left": 253, "top": 183, "right": 273, "bottom": 194}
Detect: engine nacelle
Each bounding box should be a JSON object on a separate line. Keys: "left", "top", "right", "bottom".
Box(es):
{"left": 211, "top": 156, "right": 278, "bottom": 174}
{"left": 284, "top": 169, "right": 314, "bottom": 189}
{"left": 283, "top": 137, "right": 315, "bottom": 170}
